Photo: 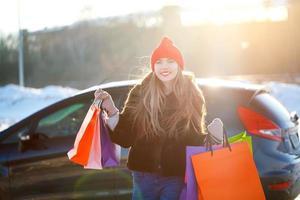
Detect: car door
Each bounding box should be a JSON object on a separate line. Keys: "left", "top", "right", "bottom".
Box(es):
{"left": 5, "top": 95, "right": 115, "bottom": 200}
{"left": 203, "top": 87, "right": 247, "bottom": 136}
{"left": 0, "top": 141, "right": 10, "bottom": 199}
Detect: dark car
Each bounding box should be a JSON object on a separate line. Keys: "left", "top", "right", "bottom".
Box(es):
{"left": 0, "top": 79, "right": 299, "bottom": 200}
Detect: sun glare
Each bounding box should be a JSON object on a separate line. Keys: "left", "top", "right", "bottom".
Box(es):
{"left": 180, "top": 0, "right": 288, "bottom": 26}
{"left": 197, "top": 78, "right": 228, "bottom": 88}
{"left": 0, "top": 0, "right": 289, "bottom": 33}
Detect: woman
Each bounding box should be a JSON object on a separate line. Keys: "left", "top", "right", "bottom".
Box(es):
{"left": 95, "top": 37, "right": 207, "bottom": 200}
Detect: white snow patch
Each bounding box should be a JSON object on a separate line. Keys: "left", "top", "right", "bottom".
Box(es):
{"left": 0, "top": 84, "right": 79, "bottom": 131}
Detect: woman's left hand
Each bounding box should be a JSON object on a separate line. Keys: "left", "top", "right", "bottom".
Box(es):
{"left": 207, "top": 118, "right": 224, "bottom": 142}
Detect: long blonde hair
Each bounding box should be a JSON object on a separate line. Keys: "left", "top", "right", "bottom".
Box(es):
{"left": 128, "top": 70, "right": 207, "bottom": 139}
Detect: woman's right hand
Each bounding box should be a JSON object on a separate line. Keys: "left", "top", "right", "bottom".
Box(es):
{"left": 94, "top": 88, "right": 119, "bottom": 117}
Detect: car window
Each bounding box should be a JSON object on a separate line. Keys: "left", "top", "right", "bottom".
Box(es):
{"left": 204, "top": 90, "right": 247, "bottom": 136}
{"left": 35, "top": 101, "right": 91, "bottom": 138}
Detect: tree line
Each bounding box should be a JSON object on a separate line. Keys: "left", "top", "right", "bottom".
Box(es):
{"left": 1, "top": 5, "right": 300, "bottom": 89}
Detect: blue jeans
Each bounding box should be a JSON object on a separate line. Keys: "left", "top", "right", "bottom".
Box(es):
{"left": 132, "top": 171, "right": 184, "bottom": 200}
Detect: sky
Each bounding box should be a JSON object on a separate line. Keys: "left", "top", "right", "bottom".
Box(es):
{"left": 0, "top": 0, "right": 288, "bottom": 35}
{"left": 0, "top": 0, "right": 164, "bottom": 34}
{"left": 1, "top": 0, "right": 169, "bottom": 34}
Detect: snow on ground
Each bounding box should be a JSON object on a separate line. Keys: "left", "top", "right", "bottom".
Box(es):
{"left": 0, "top": 81, "right": 299, "bottom": 132}
{"left": 0, "top": 84, "right": 79, "bottom": 131}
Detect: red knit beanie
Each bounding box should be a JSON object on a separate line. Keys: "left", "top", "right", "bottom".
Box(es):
{"left": 150, "top": 37, "right": 184, "bottom": 71}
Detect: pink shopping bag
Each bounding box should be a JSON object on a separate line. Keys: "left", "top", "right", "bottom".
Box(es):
{"left": 67, "top": 105, "right": 100, "bottom": 166}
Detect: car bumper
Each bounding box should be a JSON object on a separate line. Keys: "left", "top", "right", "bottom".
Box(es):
{"left": 261, "top": 163, "right": 300, "bottom": 200}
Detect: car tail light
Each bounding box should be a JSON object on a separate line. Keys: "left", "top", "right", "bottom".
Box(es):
{"left": 268, "top": 181, "right": 291, "bottom": 190}
{"left": 238, "top": 106, "right": 282, "bottom": 142}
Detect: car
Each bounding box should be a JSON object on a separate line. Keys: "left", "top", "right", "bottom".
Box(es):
{"left": 0, "top": 78, "right": 299, "bottom": 200}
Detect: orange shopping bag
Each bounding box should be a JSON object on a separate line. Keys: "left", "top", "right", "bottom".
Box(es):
{"left": 191, "top": 142, "right": 265, "bottom": 200}
{"left": 67, "top": 104, "right": 100, "bottom": 166}
{"left": 84, "top": 110, "right": 103, "bottom": 169}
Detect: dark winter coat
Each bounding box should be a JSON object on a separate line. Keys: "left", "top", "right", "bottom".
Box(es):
{"left": 109, "top": 80, "right": 206, "bottom": 177}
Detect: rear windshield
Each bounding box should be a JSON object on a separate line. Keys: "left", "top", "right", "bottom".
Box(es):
{"left": 250, "top": 93, "right": 293, "bottom": 129}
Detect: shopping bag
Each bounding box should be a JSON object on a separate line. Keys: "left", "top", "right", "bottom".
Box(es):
{"left": 191, "top": 142, "right": 265, "bottom": 200}
{"left": 84, "top": 112, "right": 120, "bottom": 169}
{"left": 84, "top": 111, "right": 103, "bottom": 169}
{"left": 180, "top": 118, "right": 224, "bottom": 200}
{"left": 68, "top": 98, "right": 120, "bottom": 169}
{"left": 180, "top": 145, "right": 222, "bottom": 200}
{"left": 228, "top": 131, "right": 253, "bottom": 153}
{"left": 182, "top": 118, "right": 255, "bottom": 200}
{"left": 181, "top": 133, "right": 252, "bottom": 200}
{"left": 99, "top": 113, "right": 120, "bottom": 167}
{"left": 67, "top": 105, "right": 100, "bottom": 166}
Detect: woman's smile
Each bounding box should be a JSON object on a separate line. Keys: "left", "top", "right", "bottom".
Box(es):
{"left": 160, "top": 70, "right": 171, "bottom": 77}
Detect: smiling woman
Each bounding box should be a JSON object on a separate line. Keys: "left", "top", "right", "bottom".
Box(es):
{"left": 91, "top": 36, "right": 208, "bottom": 200}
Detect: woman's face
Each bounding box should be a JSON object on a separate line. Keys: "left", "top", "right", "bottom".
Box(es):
{"left": 154, "top": 58, "right": 179, "bottom": 84}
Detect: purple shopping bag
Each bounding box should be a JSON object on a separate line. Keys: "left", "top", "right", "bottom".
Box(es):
{"left": 180, "top": 145, "right": 222, "bottom": 200}
{"left": 100, "top": 114, "right": 121, "bottom": 167}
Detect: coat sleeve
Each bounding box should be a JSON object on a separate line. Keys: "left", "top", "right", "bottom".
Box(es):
{"left": 108, "top": 84, "right": 141, "bottom": 148}
{"left": 184, "top": 92, "right": 208, "bottom": 146}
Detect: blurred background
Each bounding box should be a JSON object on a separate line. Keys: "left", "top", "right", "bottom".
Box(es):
{"left": 0, "top": 0, "right": 299, "bottom": 89}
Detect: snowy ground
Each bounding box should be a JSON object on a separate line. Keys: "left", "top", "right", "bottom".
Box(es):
{"left": 0, "top": 81, "right": 299, "bottom": 132}
{"left": 0, "top": 84, "right": 79, "bottom": 131}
